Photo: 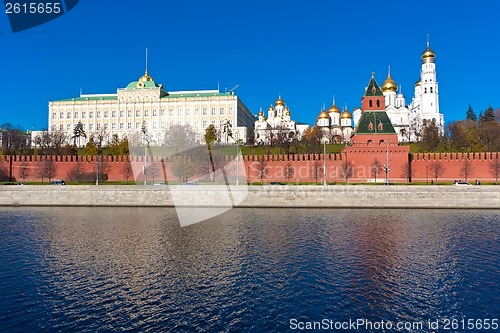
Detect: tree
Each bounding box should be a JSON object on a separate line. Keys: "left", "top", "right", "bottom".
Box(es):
{"left": 67, "top": 160, "right": 86, "bottom": 183}
{"left": 490, "top": 155, "right": 500, "bottom": 185}
{"left": 171, "top": 156, "right": 197, "bottom": 183}
{"left": 18, "top": 161, "right": 30, "bottom": 183}
{"left": 255, "top": 157, "right": 268, "bottom": 184}
{"left": 461, "top": 158, "right": 474, "bottom": 182}
{"left": 481, "top": 105, "right": 496, "bottom": 123}
{"left": 122, "top": 161, "right": 134, "bottom": 184}
{"left": 285, "top": 163, "right": 294, "bottom": 182}
{"left": 370, "top": 159, "right": 383, "bottom": 183}
{"left": 429, "top": 161, "right": 444, "bottom": 185}
{"left": 84, "top": 137, "right": 98, "bottom": 156}
{"left": 204, "top": 125, "right": 218, "bottom": 182}
{"left": 51, "top": 130, "right": 67, "bottom": 154}
{"left": 147, "top": 162, "right": 161, "bottom": 183}
{"left": 97, "top": 158, "right": 111, "bottom": 184}
{"left": 301, "top": 126, "right": 323, "bottom": 153}
{"left": 311, "top": 160, "right": 321, "bottom": 184}
{"left": 420, "top": 121, "right": 443, "bottom": 152}
{"left": 341, "top": 160, "right": 354, "bottom": 183}
{"left": 36, "top": 158, "right": 58, "bottom": 183}
{"left": 72, "top": 121, "right": 87, "bottom": 147}
{"left": 466, "top": 105, "right": 477, "bottom": 122}
{"left": 401, "top": 161, "right": 415, "bottom": 183}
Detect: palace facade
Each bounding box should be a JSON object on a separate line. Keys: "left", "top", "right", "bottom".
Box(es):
{"left": 47, "top": 70, "right": 256, "bottom": 146}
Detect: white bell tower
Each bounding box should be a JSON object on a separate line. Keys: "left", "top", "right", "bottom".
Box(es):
{"left": 419, "top": 36, "right": 443, "bottom": 129}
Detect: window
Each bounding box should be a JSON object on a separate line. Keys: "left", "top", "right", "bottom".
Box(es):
{"left": 120, "top": 110, "right": 124, "bottom": 117}
{"left": 169, "top": 108, "right": 173, "bottom": 116}
{"left": 127, "top": 110, "right": 132, "bottom": 117}
{"left": 112, "top": 110, "right": 116, "bottom": 117}
{"left": 127, "top": 122, "right": 132, "bottom": 129}
{"left": 59, "top": 124, "right": 63, "bottom": 130}
{"left": 144, "top": 109, "right": 149, "bottom": 116}
{"left": 89, "top": 111, "right": 94, "bottom": 118}
{"left": 60, "top": 112, "right": 63, "bottom": 119}
{"left": 67, "top": 124, "right": 71, "bottom": 130}
{"left": 369, "top": 100, "right": 373, "bottom": 107}
{"left": 229, "top": 106, "right": 233, "bottom": 114}
{"left": 82, "top": 124, "right": 86, "bottom": 130}
{"left": 160, "top": 109, "right": 165, "bottom": 116}
{"left": 211, "top": 107, "right": 216, "bottom": 115}
{"left": 203, "top": 107, "right": 208, "bottom": 115}
{"left": 153, "top": 121, "right": 157, "bottom": 129}
{"left": 178, "top": 120, "right": 182, "bottom": 125}
{"left": 97, "top": 123, "right": 101, "bottom": 130}
{"left": 202, "top": 120, "right": 208, "bottom": 127}
{"left": 89, "top": 124, "right": 93, "bottom": 131}
{"left": 104, "top": 111, "right": 108, "bottom": 118}
{"left": 194, "top": 120, "right": 199, "bottom": 128}
{"left": 120, "top": 123, "right": 124, "bottom": 129}
{"left": 67, "top": 112, "right": 71, "bottom": 118}
{"left": 97, "top": 111, "right": 101, "bottom": 118}
{"left": 194, "top": 107, "right": 199, "bottom": 115}
{"left": 220, "top": 107, "right": 225, "bottom": 115}
{"left": 112, "top": 123, "right": 116, "bottom": 130}
{"left": 153, "top": 109, "right": 157, "bottom": 116}
{"left": 136, "top": 110, "right": 140, "bottom": 117}
{"left": 220, "top": 120, "right": 224, "bottom": 127}
{"left": 52, "top": 112, "right": 56, "bottom": 119}
{"left": 211, "top": 119, "right": 216, "bottom": 126}
{"left": 82, "top": 111, "right": 86, "bottom": 118}
{"left": 185, "top": 120, "right": 190, "bottom": 125}
{"left": 135, "top": 122, "right": 140, "bottom": 129}
{"left": 186, "top": 108, "right": 190, "bottom": 116}
{"left": 376, "top": 100, "right": 380, "bottom": 107}
{"left": 74, "top": 112, "right": 78, "bottom": 118}
{"left": 424, "top": 88, "right": 427, "bottom": 93}
{"left": 104, "top": 123, "right": 109, "bottom": 130}
{"left": 177, "top": 108, "right": 182, "bottom": 116}
{"left": 161, "top": 121, "right": 165, "bottom": 128}
{"left": 430, "top": 87, "right": 433, "bottom": 93}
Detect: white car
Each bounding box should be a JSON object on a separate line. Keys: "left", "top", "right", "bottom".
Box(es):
{"left": 454, "top": 182, "right": 472, "bottom": 186}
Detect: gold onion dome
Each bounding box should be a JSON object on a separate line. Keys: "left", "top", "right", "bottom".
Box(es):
{"left": 421, "top": 42, "right": 436, "bottom": 63}
{"left": 414, "top": 79, "right": 421, "bottom": 87}
{"left": 318, "top": 110, "right": 330, "bottom": 119}
{"left": 341, "top": 110, "right": 352, "bottom": 119}
{"left": 381, "top": 71, "right": 398, "bottom": 92}
{"left": 268, "top": 104, "right": 274, "bottom": 111}
{"left": 275, "top": 97, "right": 285, "bottom": 106}
{"left": 258, "top": 109, "right": 264, "bottom": 116}
{"left": 328, "top": 104, "right": 341, "bottom": 113}
{"left": 139, "top": 70, "right": 154, "bottom": 82}
{"left": 285, "top": 110, "right": 291, "bottom": 116}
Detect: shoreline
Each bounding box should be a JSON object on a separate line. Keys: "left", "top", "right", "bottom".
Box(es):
{"left": 1, "top": 185, "right": 500, "bottom": 209}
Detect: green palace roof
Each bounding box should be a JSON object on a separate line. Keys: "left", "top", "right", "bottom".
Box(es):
{"left": 364, "top": 75, "right": 384, "bottom": 97}
{"left": 53, "top": 91, "right": 233, "bottom": 102}
{"left": 356, "top": 111, "right": 396, "bottom": 134}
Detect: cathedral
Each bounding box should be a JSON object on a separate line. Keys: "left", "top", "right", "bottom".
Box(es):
{"left": 353, "top": 40, "right": 444, "bottom": 142}
{"left": 315, "top": 100, "right": 354, "bottom": 143}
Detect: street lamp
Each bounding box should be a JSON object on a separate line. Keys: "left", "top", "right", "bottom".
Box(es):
{"left": 424, "top": 157, "right": 429, "bottom": 185}
{"left": 323, "top": 140, "right": 327, "bottom": 186}
{"left": 384, "top": 139, "right": 390, "bottom": 185}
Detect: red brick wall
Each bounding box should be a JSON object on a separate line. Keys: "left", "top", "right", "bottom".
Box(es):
{"left": 1, "top": 152, "right": 499, "bottom": 183}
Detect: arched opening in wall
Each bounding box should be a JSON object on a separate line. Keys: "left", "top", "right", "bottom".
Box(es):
{"left": 424, "top": 88, "right": 427, "bottom": 93}
{"left": 288, "top": 131, "right": 295, "bottom": 139}
{"left": 367, "top": 140, "right": 373, "bottom": 145}
{"left": 333, "top": 135, "right": 342, "bottom": 144}
{"left": 379, "top": 140, "right": 385, "bottom": 145}
{"left": 423, "top": 119, "right": 427, "bottom": 127}
{"left": 369, "top": 100, "right": 373, "bottom": 107}
{"left": 430, "top": 87, "right": 433, "bottom": 93}
{"left": 376, "top": 100, "right": 380, "bottom": 107}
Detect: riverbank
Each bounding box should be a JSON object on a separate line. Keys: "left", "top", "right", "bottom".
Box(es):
{"left": 1, "top": 185, "right": 500, "bottom": 209}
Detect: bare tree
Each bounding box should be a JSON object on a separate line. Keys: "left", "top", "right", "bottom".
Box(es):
{"left": 490, "top": 155, "right": 500, "bottom": 185}
{"left": 285, "top": 163, "right": 294, "bottom": 182}
{"left": 370, "top": 159, "right": 383, "bottom": 183}
{"left": 147, "top": 162, "right": 161, "bottom": 183}
{"left": 312, "top": 160, "right": 321, "bottom": 184}
{"left": 18, "top": 161, "right": 30, "bottom": 183}
{"left": 429, "top": 161, "right": 444, "bottom": 185}
{"left": 171, "top": 156, "right": 197, "bottom": 183}
{"left": 97, "top": 158, "right": 112, "bottom": 183}
{"left": 255, "top": 157, "right": 268, "bottom": 184}
{"left": 36, "top": 158, "right": 58, "bottom": 183}
{"left": 67, "top": 160, "right": 86, "bottom": 183}
{"left": 341, "top": 160, "right": 354, "bottom": 183}
{"left": 122, "top": 161, "right": 134, "bottom": 184}
{"left": 401, "top": 161, "right": 415, "bottom": 183}
{"left": 461, "top": 158, "right": 474, "bottom": 182}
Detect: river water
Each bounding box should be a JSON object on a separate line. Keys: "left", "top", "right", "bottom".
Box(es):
{"left": 0, "top": 208, "right": 498, "bottom": 332}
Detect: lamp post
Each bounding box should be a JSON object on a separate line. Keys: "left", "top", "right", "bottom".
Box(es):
{"left": 235, "top": 142, "right": 239, "bottom": 186}
{"left": 323, "top": 140, "right": 327, "bottom": 186}
{"left": 424, "top": 157, "right": 429, "bottom": 185}
{"left": 384, "top": 139, "right": 390, "bottom": 185}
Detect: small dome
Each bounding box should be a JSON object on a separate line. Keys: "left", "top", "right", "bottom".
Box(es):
{"left": 341, "top": 110, "right": 352, "bottom": 119}
{"left": 397, "top": 92, "right": 405, "bottom": 98}
{"left": 275, "top": 97, "right": 285, "bottom": 106}
{"left": 268, "top": 105, "right": 274, "bottom": 111}
{"left": 421, "top": 46, "right": 436, "bottom": 63}
{"left": 285, "top": 110, "right": 291, "bottom": 116}
{"left": 328, "top": 104, "right": 341, "bottom": 113}
{"left": 258, "top": 109, "right": 264, "bottom": 116}
{"left": 414, "top": 79, "right": 421, "bottom": 87}
{"left": 318, "top": 110, "right": 330, "bottom": 119}
{"left": 381, "top": 72, "right": 397, "bottom": 92}
{"left": 139, "top": 70, "right": 154, "bottom": 82}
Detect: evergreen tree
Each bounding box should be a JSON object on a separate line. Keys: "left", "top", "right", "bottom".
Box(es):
{"left": 482, "top": 106, "right": 496, "bottom": 122}
{"left": 466, "top": 105, "right": 477, "bottom": 122}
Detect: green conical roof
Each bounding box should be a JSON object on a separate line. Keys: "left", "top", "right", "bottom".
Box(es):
{"left": 364, "top": 75, "right": 384, "bottom": 97}
{"left": 356, "top": 111, "right": 396, "bottom": 134}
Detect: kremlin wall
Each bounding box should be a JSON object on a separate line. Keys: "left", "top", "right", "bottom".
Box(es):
{"left": 1, "top": 151, "right": 499, "bottom": 184}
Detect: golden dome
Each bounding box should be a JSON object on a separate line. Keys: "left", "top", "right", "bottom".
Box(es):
{"left": 414, "top": 79, "right": 421, "bottom": 87}
{"left": 318, "top": 110, "right": 330, "bottom": 119}
{"left": 341, "top": 110, "right": 352, "bottom": 119}
{"left": 285, "top": 110, "right": 291, "bottom": 116}
{"left": 328, "top": 104, "right": 341, "bottom": 113}
{"left": 258, "top": 109, "right": 264, "bottom": 116}
{"left": 421, "top": 43, "right": 436, "bottom": 63}
{"left": 275, "top": 97, "right": 285, "bottom": 106}
{"left": 139, "top": 70, "right": 153, "bottom": 82}
{"left": 268, "top": 104, "right": 274, "bottom": 111}
{"left": 381, "top": 69, "right": 397, "bottom": 92}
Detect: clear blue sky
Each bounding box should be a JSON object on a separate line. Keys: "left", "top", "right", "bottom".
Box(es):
{"left": 1, "top": 0, "right": 499, "bottom": 130}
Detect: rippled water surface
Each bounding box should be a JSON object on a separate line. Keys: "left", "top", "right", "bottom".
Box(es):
{"left": 0, "top": 208, "right": 498, "bottom": 332}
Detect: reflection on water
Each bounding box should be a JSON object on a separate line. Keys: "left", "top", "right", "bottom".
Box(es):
{"left": 0, "top": 208, "right": 498, "bottom": 332}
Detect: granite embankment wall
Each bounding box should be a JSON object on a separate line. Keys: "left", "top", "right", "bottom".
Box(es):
{"left": 1, "top": 185, "right": 500, "bottom": 209}
{"left": 1, "top": 152, "right": 499, "bottom": 183}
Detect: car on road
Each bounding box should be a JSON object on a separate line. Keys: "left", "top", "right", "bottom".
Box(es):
{"left": 51, "top": 180, "right": 65, "bottom": 185}
{"left": 454, "top": 181, "right": 472, "bottom": 186}
{"left": 184, "top": 181, "right": 198, "bottom": 185}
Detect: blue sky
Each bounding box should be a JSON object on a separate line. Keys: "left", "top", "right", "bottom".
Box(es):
{"left": 1, "top": 0, "right": 499, "bottom": 130}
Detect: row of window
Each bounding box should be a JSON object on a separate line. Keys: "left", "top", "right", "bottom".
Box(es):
{"left": 57, "top": 119, "right": 229, "bottom": 132}
{"left": 52, "top": 106, "right": 234, "bottom": 119}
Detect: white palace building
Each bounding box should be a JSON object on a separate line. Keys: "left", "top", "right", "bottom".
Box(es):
{"left": 353, "top": 40, "right": 444, "bottom": 142}
{"left": 47, "top": 69, "right": 256, "bottom": 146}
